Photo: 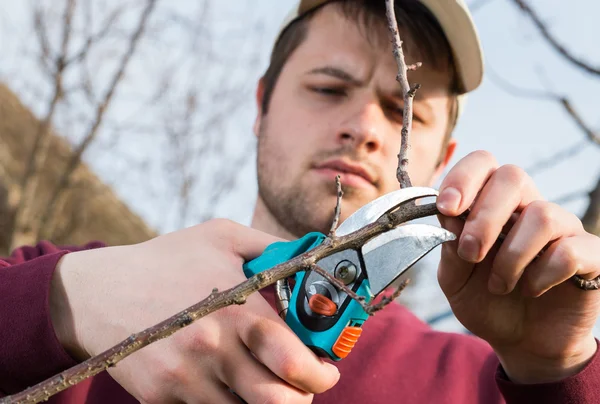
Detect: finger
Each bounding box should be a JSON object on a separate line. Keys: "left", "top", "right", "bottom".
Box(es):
{"left": 238, "top": 311, "right": 340, "bottom": 394}
{"left": 491, "top": 201, "right": 583, "bottom": 295}
{"left": 437, "top": 150, "right": 498, "bottom": 216}
{"left": 437, "top": 214, "right": 472, "bottom": 297}
{"left": 221, "top": 339, "right": 314, "bottom": 404}
{"left": 457, "top": 165, "right": 543, "bottom": 264}
{"left": 523, "top": 234, "right": 600, "bottom": 297}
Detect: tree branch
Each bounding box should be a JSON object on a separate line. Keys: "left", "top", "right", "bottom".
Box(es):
{"left": 36, "top": 0, "right": 158, "bottom": 240}
{"left": 328, "top": 175, "right": 343, "bottom": 238}
{"left": 487, "top": 66, "right": 600, "bottom": 170}
{"left": 385, "top": 0, "right": 418, "bottom": 189}
{"left": 511, "top": 0, "right": 600, "bottom": 77}
{"left": 0, "top": 202, "right": 440, "bottom": 404}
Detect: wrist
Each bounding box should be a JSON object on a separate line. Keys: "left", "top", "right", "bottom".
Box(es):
{"left": 495, "top": 337, "right": 598, "bottom": 384}
{"left": 49, "top": 253, "right": 90, "bottom": 361}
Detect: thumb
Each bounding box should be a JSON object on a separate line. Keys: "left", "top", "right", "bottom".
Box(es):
{"left": 212, "top": 219, "right": 285, "bottom": 261}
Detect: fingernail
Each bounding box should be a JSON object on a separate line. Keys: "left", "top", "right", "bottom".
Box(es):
{"left": 489, "top": 273, "right": 507, "bottom": 295}
{"left": 438, "top": 187, "right": 461, "bottom": 213}
{"left": 458, "top": 234, "right": 480, "bottom": 262}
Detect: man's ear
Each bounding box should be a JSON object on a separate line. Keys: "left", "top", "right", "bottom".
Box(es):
{"left": 429, "top": 138, "right": 457, "bottom": 187}
{"left": 253, "top": 78, "right": 266, "bottom": 138}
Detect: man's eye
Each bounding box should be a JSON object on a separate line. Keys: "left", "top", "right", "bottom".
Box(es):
{"left": 311, "top": 87, "right": 346, "bottom": 96}
{"left": 388, "top": 105, "right": 424, "bottom": 124}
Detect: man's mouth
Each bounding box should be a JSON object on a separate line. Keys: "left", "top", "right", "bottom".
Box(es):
{"left": 313, "top": 159, "right": 376, "bottom": 189}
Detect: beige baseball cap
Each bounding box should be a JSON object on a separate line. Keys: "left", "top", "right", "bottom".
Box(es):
{"left": 274, "top": 0, "right": 485, "bottom": 119}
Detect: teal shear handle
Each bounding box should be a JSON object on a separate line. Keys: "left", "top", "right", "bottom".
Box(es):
{"left": 243, "top": 233, "right": 372, "bottom": 361}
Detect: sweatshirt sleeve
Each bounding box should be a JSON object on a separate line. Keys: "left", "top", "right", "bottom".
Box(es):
{"left": 0, "top": 241, "right": 105, "bottom": 395}
{"left": 496, "top": 339, "right": 600, "bottom": 403}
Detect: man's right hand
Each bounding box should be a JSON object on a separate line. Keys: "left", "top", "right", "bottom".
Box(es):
{"left": 49, "top": 219, "right": 340, "bottom": 403}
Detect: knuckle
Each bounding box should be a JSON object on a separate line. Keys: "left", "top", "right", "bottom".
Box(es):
{"left": 524, "top": 201, "right": 554, "bottom": 231}
{"left": 207, "top": 218, "right": 236, "bottom": 233}
{"left": 554, "top": 241, "right": 582, "bottom": 274}
{"left": 183, "top": 327, "right": 222, "bottom": 355}
{"left": 470, "top": 150, "right": 497, "bottom": 165}
{"left": 278, "top": 353, "right": 303, "bottom": 384}
{"left": 498, "top": 164, "right": 527, "bottom": 187}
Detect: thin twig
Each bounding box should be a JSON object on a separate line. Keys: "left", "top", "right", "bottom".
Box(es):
{"left": 487, "top": 66, "right": 600, "bottom": 161}
{"left": 310, "top": 264, "right": 411, "bottom": 315}
{"left": 551, "top": 189, "right": 590, "bottom": 207}
{"left": 328, "top": 175, "right": 343, "bottom": 238}
{"left": 36, "top": 0, "right": 158, "bottom": 240}
{"left": 310, "top": 264, "right": 368, "bottom": 310}
{"left": 385, "top": 0, "right": 417, "bottom": 189}
{"left": 526, "top": 140, "right": 590, "bottom": 177}
{"left": 0, "top": 202, "right": 440, "bottom": 404}
{"left": 366, "top": 279, "right": 410, "bottom": 314}
{"left": 511, "top": 0, "right": 600, "bottom": 77}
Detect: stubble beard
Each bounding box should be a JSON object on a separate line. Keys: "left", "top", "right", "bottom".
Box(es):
{"left": 256, "top": 120, "right": 378, "bottom": 238}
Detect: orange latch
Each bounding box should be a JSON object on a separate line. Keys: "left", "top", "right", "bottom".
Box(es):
{"left": 332, "top": 326, "right": 363, "bottom": 359}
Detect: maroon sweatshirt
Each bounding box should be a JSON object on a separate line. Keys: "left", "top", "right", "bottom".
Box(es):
{"left": 2, "top": 241, "right": 600, "bottom": 403}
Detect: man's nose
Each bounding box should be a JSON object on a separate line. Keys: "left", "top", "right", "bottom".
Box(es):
{"left": 336, "top": 101, "right": 385, "bottom": 153}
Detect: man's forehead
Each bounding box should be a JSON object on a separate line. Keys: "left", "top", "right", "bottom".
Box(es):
{"left": 302, "top": 3, "right": 432, "bottom": 68}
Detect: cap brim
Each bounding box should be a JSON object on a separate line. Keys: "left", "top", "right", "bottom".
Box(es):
{"left": 419, "top": 0, "right": 484, "bottom": 93}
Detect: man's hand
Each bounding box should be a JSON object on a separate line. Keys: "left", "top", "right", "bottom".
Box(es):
{"left": 435, "top": 150, "right": 600, "bottom": 384}
{"left": 50, "top": 219, "right": 340, "bottom": 403}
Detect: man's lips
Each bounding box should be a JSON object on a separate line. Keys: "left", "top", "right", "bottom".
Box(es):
{"left": 313, "top": 160, "right": 376, "bottom": 188}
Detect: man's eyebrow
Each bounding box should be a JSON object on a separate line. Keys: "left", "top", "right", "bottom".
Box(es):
{"left": 305, "top": 66, "right": 362, "bottom": 86}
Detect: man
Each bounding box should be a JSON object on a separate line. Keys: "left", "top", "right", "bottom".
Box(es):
{"left": 2, "top": 0, "right": 600, "bottom": 403}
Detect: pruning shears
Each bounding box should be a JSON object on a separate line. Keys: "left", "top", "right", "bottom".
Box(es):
{"left": 243, "top": 186, "right": 455, "bottom": 361}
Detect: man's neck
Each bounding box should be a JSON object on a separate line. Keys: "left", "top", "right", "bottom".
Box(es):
{"left": 251, "top": 197, "right": 298, "bottom": 241}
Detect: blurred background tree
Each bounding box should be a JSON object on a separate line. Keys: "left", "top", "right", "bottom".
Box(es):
{"left": 0, "top": 0, "right": 598, "bottom": 331}
{"left": 0, "top": 0, "right": 264, "bottom": 254}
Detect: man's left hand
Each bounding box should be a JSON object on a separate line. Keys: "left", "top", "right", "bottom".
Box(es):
{"left": 435, "top": 150, "right": 600, "bottom": 384}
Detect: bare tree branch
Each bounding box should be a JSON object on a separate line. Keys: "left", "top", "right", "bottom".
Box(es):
{"left": 328, "top": 175, "right": 343, "bottom": 238}
{"left": 386, "top": 0, "right": 418, "bottom": 189}
{"left": 511, "top": 0, "right": 600, "bottom": 77}
{"left": 64, "top": 5, "right": 125, "bottom": 67}
{"left": 8, "top": 0, "right": 76, "bottom": 250}
{"left": 488, "top": 66, "right": 599, "bottom": 149}
{"left": 560, "top": 98, "right": 600, "bottom": 146}
{"left": 36, "top": 0, "right": 158, "bottom": 240}
{"left": 551, "top": 189, "right": 590, "bottom": 207}
{"left": 526, "top": 140, "right": 590, "bottom": 177}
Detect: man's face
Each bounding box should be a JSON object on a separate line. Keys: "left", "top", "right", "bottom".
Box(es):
{"left": 254, "top": 4, "right": 455, "bottom": 238}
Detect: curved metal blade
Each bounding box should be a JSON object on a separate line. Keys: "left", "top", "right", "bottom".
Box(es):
{"left": 361, "top": 223, "right": 456, "bottom": 297}
{"left": 336, "top": 187, "right": 439, "bottom": 237}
